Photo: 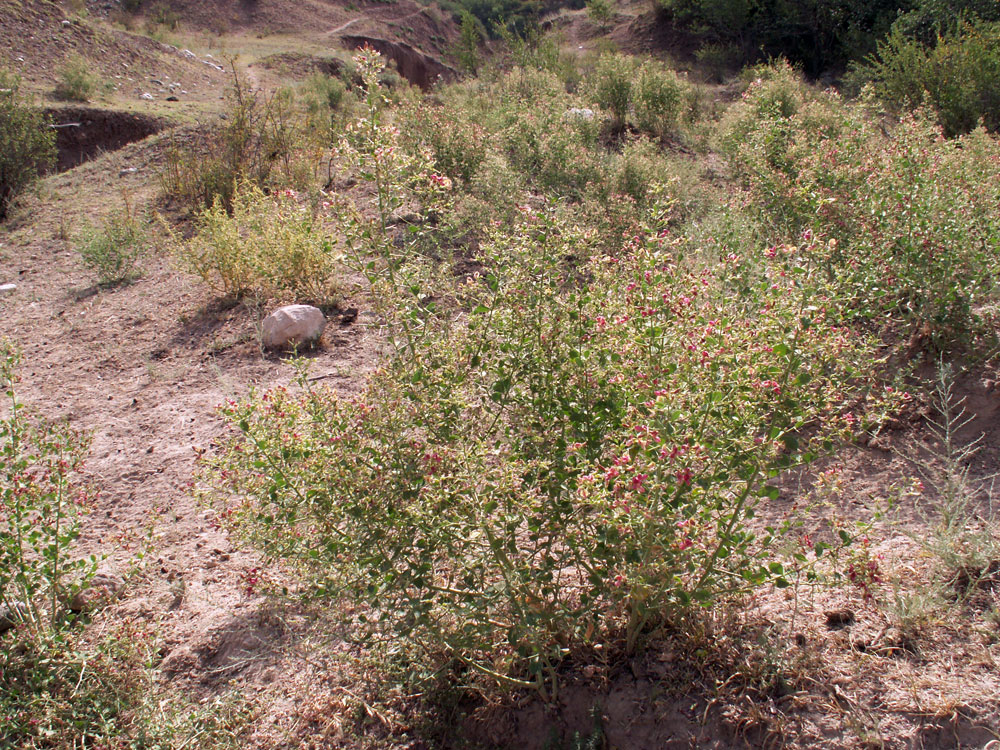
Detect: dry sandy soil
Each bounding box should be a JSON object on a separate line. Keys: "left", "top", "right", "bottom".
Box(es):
{"left": 2, "top": 1, "right": 1000, "bottom": 748}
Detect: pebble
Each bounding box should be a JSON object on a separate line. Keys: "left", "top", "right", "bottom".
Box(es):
{"left": 0, "top": 283, "right": 16, "bottom": 294}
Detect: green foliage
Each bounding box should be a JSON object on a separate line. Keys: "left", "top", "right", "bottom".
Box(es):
{"left": 76, "top": 195, "right": 149, "bottom": 286}
{"left": 0, "top": 345, "right": 251, "bottom": 747}
{"left": 658, "top": 0, "right": 902, "bottom": 75}
{"left": 721, "top": 63, "right": 1000, "bottom": 348}
{"left": 892, "top": 0, "right": 1000, "bottom": 43}
{"left": 54, "top": 55, "right": 96, "bottom": 102}
{"left": 331, "top": 50, "right": 453, "bottom": 354}
{"left": 160, "top": 70, "right": 309, "bottom": 212}
{"left": 589, "top": 54, "right": 632, "bottom": 126}
{"left": 1, "top": 343, "right": 96, "bottom": 635}
{"left": 401, "top": 102, "right": 488, "bottom": 185}
{"left": 206, "top": 59, "right": 885, "bottom": 691}
{"left": 300, "top": 72, "right": 349, "bottom": 141}
{"left": 180, "top": 183, "right": 340, "bottom": 303}
{"left": 588, "top": 54, "right": 692, "bottom": 138}
{"left": 633, "top": 62, "right": 689, "bottom": 139}
{"left": 0, "top": 72, "right": 56, "bottom": 221}
{"left": 209, "top": 206, "right": 878, "bottom": 693}
{"left": 852, "top": 20, "right": 1000, "bottom": 136}
{"left": 586, "top": 0, "right": 613, "bottom": 27}
{"left": 455, "top": 10, "right": 483, "bottom": 74}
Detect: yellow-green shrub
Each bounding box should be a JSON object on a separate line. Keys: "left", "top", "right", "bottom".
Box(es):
{"left": 179, "top": 183, "right": 339, "bottom": 303}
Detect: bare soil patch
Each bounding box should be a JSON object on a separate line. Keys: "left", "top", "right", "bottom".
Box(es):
{"left": 45, "top": 107, "right": 167, "bottom": 171}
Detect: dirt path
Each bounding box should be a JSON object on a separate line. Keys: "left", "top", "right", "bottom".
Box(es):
{"left": 0, "top": 136, "right": 378, "bottom": 691}
{"left": 327, "top": 17, "right": 360, "bottom": 36}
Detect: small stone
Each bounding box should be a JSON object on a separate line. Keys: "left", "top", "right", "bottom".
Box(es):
{"left": 0, "top": 603, "right": 28, "bottom": 634}
{"left": 119, "top": 167, "right": 138, "bottom": 176}
{"left": 161, "top": 645, "right": 197, "bottom": 674}
{"left": 150, "top": 79, "right": 163, "bottom": 85}
{"left": 140, "top": 92, "right": 154, "bottom": 100}
{"left": 0, "top": 283, "right": 16, "bottom": 294}
{"left": 564, "top": 107, "right": 595, "bottom": 121}
{"left": 824, "top": 608, "right": 855, "bottom": 629}
{"left": 166, "top": 95, "right": 179, "bottom": 102}
{"left": 70, "top": 573, "right": 124, "bottom": 613}
{"left": 261, "top": 305, "right": 326, "bottom": 350}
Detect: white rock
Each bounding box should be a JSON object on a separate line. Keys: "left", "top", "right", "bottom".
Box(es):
{"left": 261, "top": 305, "right": 326, "bottom": 350}
{"left": 140, "top": 92, "right": 154, "bottom": 100}
{"left": 565, "top": 107, "right": 595, "bottom": 121}
{"left": 181, "top": 48, "right": 196, "bottom": 58}
{"left": 0, "top": 283, "right": 16, "bottom": 294}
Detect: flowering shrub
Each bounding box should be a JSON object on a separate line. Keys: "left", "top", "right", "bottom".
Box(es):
{"left": 330, "top": 49, "right": 452, "bottom": 355}
{"left": 1, "top": 342, "right": 96, "bottom": 634}
{"left": 400, "top": 102, "right": 488, "bottom": 186}
{"left": 722, "top": 65, "right": 1000, "bottom": 348}
{"left": 206, "top": 205, "right": 883, "bottom": 693}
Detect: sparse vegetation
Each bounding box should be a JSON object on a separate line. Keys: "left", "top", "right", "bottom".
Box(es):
{"left": 76, "top": 195, "right": 150, "bottom": 286}
{"left": 160, "top": 69, "right": 309, "bottom": 213}
{"left": 54, "top": 55, "right": 97, "bottom": 102}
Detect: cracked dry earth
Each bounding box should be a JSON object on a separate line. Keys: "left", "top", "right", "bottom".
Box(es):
{"left": 0, "top": 135, "right": 380, "bottom": 702}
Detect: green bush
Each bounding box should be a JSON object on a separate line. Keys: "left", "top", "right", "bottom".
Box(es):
{"left": 454, "top": 10, "right": 483, "bottom": 74}
{"left": 299, "top": 72, "right": 350, "bottom": 144}
{"left": 0, "top": 349, "right": 246, "bottom": 749}
{"left": 720, "top": 65, "right": 1000, "bottom": 348}
{"left": 852, "top": 21, "right": 1000, "bottom": 136}
{"left": 587, "top": 55, "right": 691, "bottom": 139}
{"left": 587, "top": 0, "right": 613, "bottom": 26}
{"left": 76, "top": 196, "right": 149, "bottom": 286}
{"left": 589, "top": 54, "right": 633, "bottom": 127}
{"left": 160, "top": 72, "right": 308, "bottom": 212}
{"left": 179, "top": 182, "right": 340, "bottom": 303}
{"left": 401, "top": 103, "right": 488, "bottom": 186}
{"left": 0, "top": 73, "right": 56, "bottom": 221}
{"left": 206, "top": 204, "right": 881, "bottom": 694}
{"left": 1, "top": 342, "right": 96, "bottom": 635}
{"left": 892, "top": 0, "right": 1000, "bottom": 43}
{"left": 633, "top": 62, "right": 690, "bottom": 139}
{"left": 54, "top": 55, "right": 96, "bottom": 102}
{"left": 657, "top": 0, "right": 901, "bottom": 75}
